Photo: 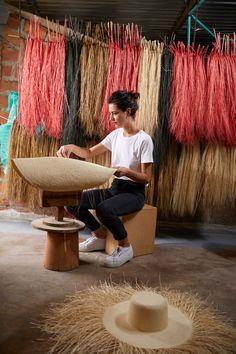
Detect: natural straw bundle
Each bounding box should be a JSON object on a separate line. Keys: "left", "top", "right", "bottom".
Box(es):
{"left": 137, "top": 40, "right": 163, "bottom": 137}
{"left": 80, "top": 24, "right": 109, "bottom": 140}
{"left": 200, "top": 144, "right": 236, "bottom": 209}
{"left": 171, "top": 144, "right": 202, "bottom": 216}
{"left": 38, "top": 282, "right": 236, "bottom": 354}
{"left": 156, "top": 142, "right": 178, "bottom": 217}
{"left": 5, "top": 121, "right": 59, "bottom": 208}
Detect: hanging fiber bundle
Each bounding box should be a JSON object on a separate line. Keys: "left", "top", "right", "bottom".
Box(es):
{"left": 18, "top": 18, "right": 43, "bottom": 135}
{"left": 199, "top": 143, "right": 236, "bottom": 209}
{"left": 153, "top": 50, "right": 173, "bottom": 175}
{"left": 156, "top": 142, "right": 178, "bottom": 217}
{"left": 79, "top": 24, "right": 109, "bottom": 140}
{"left": 5, "top": 121, "right": 59, "bottom": 208}
{"left": 5, "top": 122, "right": 37, "bottom": 204}
{"left": 40, "top": 20, "right": 66, "bottom": 139}
{"left": 100, "top": 23, "right": 142, "bottom": 133}
{"left": 61, "top": 19, "right": 86, "bottom": 146}
{"left": 169, "top": 43, "right": 202, "bottom": 145}
{"left": 37, "top": 282, "right": 236, "bottom": 354}
{"left": 137, "top": 39, "right": 163, "bottom": 137}
{"left": 192, "top": 45, "right": 208, "bottom": 141}
{"left": 171, "top": 144, "right": 202, "bottom": 217}
{"left": 206, "top": 33, "right": 236, "bottom": 145}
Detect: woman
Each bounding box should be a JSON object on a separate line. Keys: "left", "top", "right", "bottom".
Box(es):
{"left": 57, "top": 90, "right": 153, "bottom": 267}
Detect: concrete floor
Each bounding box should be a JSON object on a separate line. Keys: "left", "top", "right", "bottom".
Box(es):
{"left": 0, "top": 209, "right": 236, "bottom": 354}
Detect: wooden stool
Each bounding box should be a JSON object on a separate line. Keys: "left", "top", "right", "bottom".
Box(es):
{"left": 32, "top": 190, "right": 84, "bottom": 272}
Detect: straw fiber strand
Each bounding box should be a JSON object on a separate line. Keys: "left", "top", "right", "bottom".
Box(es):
{"left": 200, "top": 144, "right": 236, "bottom": 209}
{"left": 156, "top": 142, "right": 178, "bottom": 217}
{"left": 171, "top": 144, "right": 202, "bottom": 216}
{"left": 6, "top": 121, "right": 59, "bottom": 208}
{"left": 80, "top": 27, "right": 109, "bottom": 139}
{"left": 38, "top": 282, "right": 236, "bottom": 354}
{"left": 137, "top": 40, "right": 163, "bottom": 137}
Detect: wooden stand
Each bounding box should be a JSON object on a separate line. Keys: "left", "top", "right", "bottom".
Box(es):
{"left": 32, "top": 191, "right": 84, "bottom": 272}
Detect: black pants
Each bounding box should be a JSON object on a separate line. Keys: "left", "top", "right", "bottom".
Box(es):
{"left": 66, "top": 178, "right": 145, "bottom": 241}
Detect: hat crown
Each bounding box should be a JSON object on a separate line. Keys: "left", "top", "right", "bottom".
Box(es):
{"left": 127, "top": 291, "right": 168, "bottom": 332}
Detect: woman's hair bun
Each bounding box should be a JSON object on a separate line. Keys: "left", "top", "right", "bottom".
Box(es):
{"left": 129, "top": 91, "right": 140, "bottom": 100}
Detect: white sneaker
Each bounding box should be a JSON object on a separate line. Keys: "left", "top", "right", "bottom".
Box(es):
{"left": 104, "top": 245, "right": 134, "bottom": 268}
{"left": 79, "top": 235, "right": 105, "bottom": 252}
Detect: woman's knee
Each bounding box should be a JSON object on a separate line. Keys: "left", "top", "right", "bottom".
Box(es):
{"left": 96, "top": 201, "right": 113, "bottom": 218}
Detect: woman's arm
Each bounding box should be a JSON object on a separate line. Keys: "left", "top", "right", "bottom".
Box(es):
{"left": 114, "top": 163, "right": 153, "bottom": 184}
{"left": 56, "top": 143, "right": 108, "bottom": 159}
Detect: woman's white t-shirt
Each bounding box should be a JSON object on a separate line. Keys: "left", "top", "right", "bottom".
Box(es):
{"left": 101, "top": 128, "right": 153, "bottom": 181}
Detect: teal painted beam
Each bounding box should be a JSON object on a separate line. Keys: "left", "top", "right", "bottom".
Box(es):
{"left": 189, "top": 0, "right": 206, "bottom": 16}
{"left": 191, "top": 14, "right": 215, "bottom": 38}
{"left": 188, "top": 15, "right": 191, "bottom": 44}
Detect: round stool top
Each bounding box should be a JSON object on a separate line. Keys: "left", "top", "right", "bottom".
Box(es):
{"left": 32, "top": 218, "right": 85, "bottom": 233}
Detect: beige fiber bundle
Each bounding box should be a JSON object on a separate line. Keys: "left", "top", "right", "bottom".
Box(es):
{"left": 200, "top": 144, "right": 236, "bottom": 209}
{"left": 80, "top": 25, "right": 108, "bottom": 139}
{"left": 156, "top": 142, "right": 178, "bottom": 217}
{"left": 137, "top": 40, "right": 163, "bottom": 137}
{"left": 171, "top": 144, "right": 202, "bottom": 216}
{"left": 38, "top": 282, "right": 236, "bottom": 354}
{"left": 5, "top": 121, "right": 59, "bottom": 208}
{"left": 6, "top": 122, "right": 36, "bottom": 204}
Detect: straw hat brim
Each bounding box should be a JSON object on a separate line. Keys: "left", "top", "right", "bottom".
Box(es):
{"left": 103, "top": 299, "right": 192, "bottom": 349}
{"left": 12, "top": 157, "right": 116, "bottom": 192}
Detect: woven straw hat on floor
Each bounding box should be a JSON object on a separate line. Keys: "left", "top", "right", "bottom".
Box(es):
{"left": 38, "top": 282, "right": 236, "bottom": 354}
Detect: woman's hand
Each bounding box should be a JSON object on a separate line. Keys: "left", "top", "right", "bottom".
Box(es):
{"left": 114, "top": 167, "right": 129, "bottom": 177}
{"left": 56, "top": 144, "right": 75, "bottom": 158}
{"left": 114, "top": 163, "right": 152, "bottom": 184}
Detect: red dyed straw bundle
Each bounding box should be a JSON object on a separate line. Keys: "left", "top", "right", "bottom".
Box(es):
{"left": 19, "top": 18, "right": 43, "bottom": 135}
{"left": 170, "top": 35, "right": 236, "bottom": 146}
{"left": 19, "top": 18, "right": 66, "bottom": 139}
{"left": 100, "top": 23, "right": 142, "bottom": 133}
{"left": 206, "top": 33, "right": 236, "bottom": 145}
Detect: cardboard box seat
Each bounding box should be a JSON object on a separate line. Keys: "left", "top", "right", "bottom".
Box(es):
{"left": 92, "top": 204, "right": 157, "bottom": 257}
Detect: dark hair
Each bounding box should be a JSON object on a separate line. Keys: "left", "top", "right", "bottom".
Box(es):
{"left": 108, "top": 90, "right": 140, "bottom": 118}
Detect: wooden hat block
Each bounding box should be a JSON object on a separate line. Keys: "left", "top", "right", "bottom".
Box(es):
{"left": 11, "top": 157, "right": 116, "bottom": 272}
{"left": 32, "top": 190, "right": 84, "bottom": 272}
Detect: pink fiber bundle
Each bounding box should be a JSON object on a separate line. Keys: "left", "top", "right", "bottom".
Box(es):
{"left": 40, "top": 24, "right": 65, "bottom": 139}
{"left": 170, "top": 35, "right": 236, "bottom": 146}
{"left": 206, "top": 33, "right": 236, "bottom": 145}
{"left": 169, "top": 43, "right": 207, "bottom": 145}
{"left": 100, "top": 23, "right": 142, "bottom": 133}
{"left": 19, "top": 18, "right": 65, "bottom": 139}
{"left": 19, "top": 18, "right": 43, "bottom": 135}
